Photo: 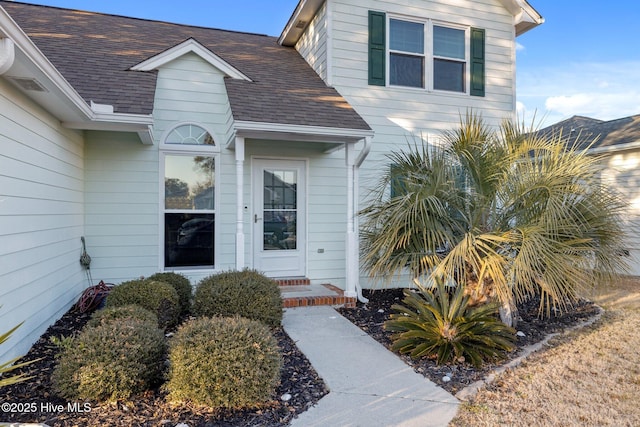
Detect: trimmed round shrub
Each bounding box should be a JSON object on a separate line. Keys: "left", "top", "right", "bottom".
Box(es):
{"left": 193, "top": 269, "right": 283, "bottom": 327}
{"left": 105, "top": 279, "right": 180, "bottom": 329}
{"left": 147, "top": 272, "right": 192, "bottom": 316}
{"left": 165, "top": 316, "right": 282, "bottom": 409}
{"left": 87, "top": 304, "right": 158, "bottom": 329}
{"left": 52, "top": 318, "right": 165, "bottom": 402}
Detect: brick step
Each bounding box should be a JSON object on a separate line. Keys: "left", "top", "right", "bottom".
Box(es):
{"left": 275, "top": 277, "right": 311, "bottom": 287}
{"left": 280, "top": 283, "right": 356, "bottom": 309}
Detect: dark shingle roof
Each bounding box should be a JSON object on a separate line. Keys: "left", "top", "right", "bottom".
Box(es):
{"left": 537, "top": 114, "right": 640, "bottom": 150}
{"left": 1, "top": 1, "right": 370, "bottom": 131}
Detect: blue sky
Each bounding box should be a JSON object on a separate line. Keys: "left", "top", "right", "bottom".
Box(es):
{"left": 18, "top": 0, "right": 640, "bottom": 128}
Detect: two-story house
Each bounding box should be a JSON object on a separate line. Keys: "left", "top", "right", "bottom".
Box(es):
{"left": 0, "top": 0, "right": 542, "bottom": 363}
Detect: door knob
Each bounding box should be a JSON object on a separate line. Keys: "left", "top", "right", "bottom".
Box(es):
{"left": 254, "top": 214, "right": 262, "bottom": 223}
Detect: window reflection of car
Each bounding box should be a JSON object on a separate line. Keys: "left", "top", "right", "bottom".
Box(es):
{"left": 177, "top": 218, "right": 214, "bottom": 248}
{"left": 263, "top": 215, "right": 296, "bottom": 250}
{"left": 166, "top": 218, "right": 214, "bottom": 267}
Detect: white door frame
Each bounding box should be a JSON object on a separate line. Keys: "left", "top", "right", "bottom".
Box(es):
{"left": 252, "top": 158, "right": 307, "bottom": 277}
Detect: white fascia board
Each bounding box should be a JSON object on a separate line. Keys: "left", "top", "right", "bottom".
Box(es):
{"left": 130, "top": 38, "right": 251, "bottom": 81}
{"left": 228, "top": 120, "right": 374, "bottom": 147}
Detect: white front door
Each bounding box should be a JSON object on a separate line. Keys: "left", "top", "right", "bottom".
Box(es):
{"left": 252, "top": 159, "right": 306, "bottom": 277}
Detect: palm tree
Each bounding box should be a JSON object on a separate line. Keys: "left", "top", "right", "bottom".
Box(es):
{"left": 360, "top": 113, "right": 628, "bottom": 326}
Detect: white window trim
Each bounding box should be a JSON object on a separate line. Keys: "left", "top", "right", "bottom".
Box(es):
{"left": 159, "top": 123, "right": 221, "bottom": 272}
{"left": 386, "top": 15, "right": 471, "bottom": 95}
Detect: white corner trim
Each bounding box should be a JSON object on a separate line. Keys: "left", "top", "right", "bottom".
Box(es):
{"left": 0, "top": 37, "right": 15, "bottom": 74}
{"left": 130, "top": 38, "right": 252, "bottom": 81}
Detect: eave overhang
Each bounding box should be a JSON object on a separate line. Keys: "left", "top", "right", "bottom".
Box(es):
{"left": 278, "top": 0, "right": 325, "bottom": 47}
{"left": 279, "top": 0, "right": 544, "bottom": 46}
{"left": 0, "top": 5, "right": 153, "bottom": 144}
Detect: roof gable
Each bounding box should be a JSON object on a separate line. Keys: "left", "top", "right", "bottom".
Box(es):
{"left": 131, "top": 38, "right": 251, "bottom": 81}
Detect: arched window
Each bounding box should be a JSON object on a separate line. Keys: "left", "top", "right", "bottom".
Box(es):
{"left": 165, "top": 124, "right": 215, "bottom": 146}
{"left": 162, "top": 124, "right": 217, "bottom": 270}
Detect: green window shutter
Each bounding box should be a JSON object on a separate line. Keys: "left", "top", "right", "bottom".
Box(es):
{"left": 368, "top": 11, "right": 386, "bottom": 86}
{"left": 470, "top": 27, "right": 485, "bottom": 97}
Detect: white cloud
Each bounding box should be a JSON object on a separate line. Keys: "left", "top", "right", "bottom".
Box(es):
{"left": 517, "top": 60, "right": 640, "bottom": 127}
{"left": 516, "top": 42, "right": 525, "bottom": 52}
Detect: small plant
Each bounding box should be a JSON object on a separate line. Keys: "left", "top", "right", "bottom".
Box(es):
{"left": 52, "top": 318, "right": 165, "bottom": 402}
{"left": 193, "top": 269, "right": 282, "bottom": 327}
{"left": 384, "top": 281, "right": 516, "bottom": 367}
{"left": 105, "top": 279, "right": 179, "bottom": 328}
{"left": 165, "top": 316, "right": 282, "bottom": 409}
{"left": 49, "top": 334, "right": 76, "bottom": 353}
{"left": 87, "top": 304, "right": 158, "bottom": 329}
{"left": 148, "top": 272, "right": 192, "bottom": 316}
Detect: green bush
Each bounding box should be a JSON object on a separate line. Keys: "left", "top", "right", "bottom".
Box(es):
{"left": 165, "top": 316, "right": 282, "bottom": 409}
{"left": 193, "top": 269, "right": 282, "bottom": 327}
{"left": 105, "top": 279, "right": 180, "bottom": 329}
{"left": 87, "top": 304, "right": 158, "bottom": 329}
{"left": 384, "top": 281, "right": 516, "bottom": 368}
{"left": 52, "top": 318, "right": 165, "bottom": 402}
{"left": 147, "top": 272, "right": 192, "bottom": 316}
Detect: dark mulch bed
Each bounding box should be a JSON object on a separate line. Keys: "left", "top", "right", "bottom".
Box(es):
{"left": 1, "top": 308, "right": 328, "bottom": 427}
{"left": 338, "top": 288, "right": 599, "bottom": 395}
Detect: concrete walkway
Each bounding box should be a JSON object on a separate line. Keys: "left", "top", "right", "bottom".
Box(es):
{"left": 283, "top": 306, "right": 460, "bottom": 427}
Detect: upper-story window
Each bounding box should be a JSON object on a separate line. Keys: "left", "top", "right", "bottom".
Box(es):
{"left": 369, "top": 11, "right": 485, "bottom": 96}
{"left": 161, "top": 124, "right": 218, "bottom": 270}
{"left": 433, "top": 25, "right": 466, "bottom": 92}
{"left": 389, "top": 19, "right": 425, "bottom": 88}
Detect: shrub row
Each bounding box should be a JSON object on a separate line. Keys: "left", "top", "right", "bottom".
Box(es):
{"left": 53, "top": 269, "right": 283, "bottom": 409}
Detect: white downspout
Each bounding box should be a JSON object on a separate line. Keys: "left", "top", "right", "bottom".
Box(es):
{"left": 347, "top": 137, "right": 372, "bottom": 303}
{"left": 0, "top": 38, "right": 15, "bottom": 75}
{"left": 235, "top": 136, "right": 246, "bottom": 269}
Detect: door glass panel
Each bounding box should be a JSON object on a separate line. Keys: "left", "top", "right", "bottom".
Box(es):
{"left": 263, "top": 169, "right": 297, "bottom": 251}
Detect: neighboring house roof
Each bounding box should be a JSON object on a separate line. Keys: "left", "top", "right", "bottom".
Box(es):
{"left": 0, "top": 1, "right": 371, "bottom": 131}
{"left": 280, "top": 0, "right": 544, "bottom": 46}
{"left": 537, "top": 114, "right": 640, "bottom": 152}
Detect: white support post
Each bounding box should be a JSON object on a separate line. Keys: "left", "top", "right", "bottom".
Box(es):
{"left": 235, "top": 136, "right": 245, "bottom": 270}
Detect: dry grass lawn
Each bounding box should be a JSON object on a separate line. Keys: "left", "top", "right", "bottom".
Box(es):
{"left": 450, "top": 277, "right": 640, "bottom": 427}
